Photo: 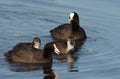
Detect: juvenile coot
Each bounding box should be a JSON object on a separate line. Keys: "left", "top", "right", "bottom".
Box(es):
{"left": 4, "top": 37, "right": 53, "bottom": 64}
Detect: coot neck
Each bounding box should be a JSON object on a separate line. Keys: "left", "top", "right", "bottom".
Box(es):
{"left": 71, "top": 20, "right": 80, "bottom": 31}
{"left": 43, "top": 47, "right": 53, "bottom": 59}
{"left": 43, "top": 48, "right": 52, "bottom": 63}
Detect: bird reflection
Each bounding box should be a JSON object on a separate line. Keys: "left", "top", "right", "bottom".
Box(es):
{"left": 8, "top": 63, "right": 49, "bottom": 72}
{"left": 43, "top": 63, "right": 58, "bottom": 79}
{"left": 8, "top": 61, "right": 58, "bottom": 79}
{"left": 43, "top": 63, "right": 53, "bottom": 74}
{"left": 67, "top": 53, "right": 79, "bottom": 72}
{"left": 43, "top": 71, "right": 58, "bottom": 79}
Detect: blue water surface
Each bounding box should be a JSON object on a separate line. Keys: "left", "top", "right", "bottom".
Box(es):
{"left": 0, "top": 0, "right": 120, "bottom": 79}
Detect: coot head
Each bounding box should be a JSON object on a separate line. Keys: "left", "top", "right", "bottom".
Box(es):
{"left": 32, "top": 37, "right": 41, "bottom": 49}
{"left": 69, "top": 12, "right": 79, "bottom": 24}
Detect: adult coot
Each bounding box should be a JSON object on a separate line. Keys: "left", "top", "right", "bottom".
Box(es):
{"left": 50, "top": 12, "right": 86, "bottom": 50}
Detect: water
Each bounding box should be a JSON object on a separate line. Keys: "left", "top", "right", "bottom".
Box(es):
{"left": 0, "top": 0, "right": 120, "bottom": 79}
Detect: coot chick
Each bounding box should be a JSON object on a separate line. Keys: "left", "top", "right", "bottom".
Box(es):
{"left": 50, "top": 12, "right": 86, "bottom": 50}
{"left": 4, "top": 37, "right": 53, "bottom": 64}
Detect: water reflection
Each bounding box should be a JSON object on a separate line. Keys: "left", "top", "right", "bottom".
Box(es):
{"left": 7, "top": 62, "right": 58, "bottom": 79}
{"left": 53, "top": 52, "right": 79, "bottom": 72}
{"left": 42, "top": 63, "right": 58, "bottom": 79}
{"left": 8, "top": 63, "right": 52, "bottom": 72}
{"left": 67, "top": 63, "right": 79, "bottom": 72}
{"left": 67, "top": 53, "right": 79, "bottom": 72}
{"left": 43, "top": 71, "right": 58, "bottom": 79}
